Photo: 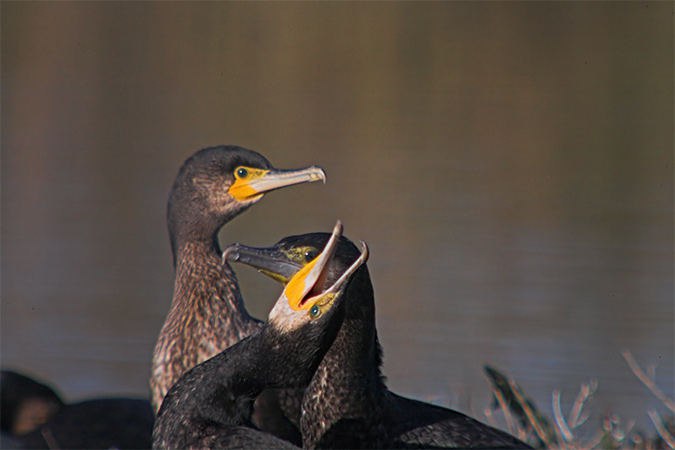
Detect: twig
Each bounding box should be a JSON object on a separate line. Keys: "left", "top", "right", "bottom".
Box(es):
{"left": 492, "top": 382, "right": 517, "bottom": 436}
{"left": 568, "top": 379, "right": 597, "bottom": 429}
{"left": 509, "top": 379, "right": 555, "bottom": 448}
{"left": 586, "top": 429, "right": 607, "bottom": 449}
{"left": 648, "top": 409, "right": 675, "bottom": 449}
{"left": 622, "top": 349, "right": 675, "bottom": 412}
{"left": 567, "top": 384, "right": 587, "bottom": 429}
{"left": 604, "top": 411, "right": 625, "bottom": 443}
{"left": 624, "top": 418, "right": 636, "bottom": 438}
{"left": 552, "top": 390, "right": 574, "bottom": 443}
{"left": 551, "top": 418, "right": 568, "bottom": 450}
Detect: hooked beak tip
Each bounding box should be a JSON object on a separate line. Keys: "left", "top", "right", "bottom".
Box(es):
{"left": 221, "top": 245, "right": 240, "bottom": 265}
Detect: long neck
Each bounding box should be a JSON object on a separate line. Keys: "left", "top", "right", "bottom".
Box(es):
{"left": 151, "top": 237, "right": 260, "bottom": 414}
{"left": 153, "top": 322, "right": 333, "bottom": 450}
{"left": 168, "top": 213, "right": 216, "bottom": 268}
{"left": 173, "top": 239, "right": 258, "bottom": 336}
{"left": 167, "top": 186, "right": 236, "bottom": 268}
{"left": 301, "top": 272, "right": 388, "bottom": 448}
{"left": 152, "top": 333, "right": 272, "bottom": 449}
{"left": 182, "top": 334, "right": 272, "bottom": 424}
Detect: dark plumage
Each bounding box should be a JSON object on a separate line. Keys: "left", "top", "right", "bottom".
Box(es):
{"left": 152, "top": 222, "right": 367, "bottom": 449}
{"left": 225, "top": 233, "right": 531, "bottom": 449}
{"left": 1, "top": 370, "right": 64, "bottom": 436}
{"left": 15, "top": 398, "right": 154, "bottom": 450}
{"left": 150, "top": 146, "right": 324, "bottom": 441}
{"left": 1, "top": 370, "right": 153, "bottom": 449}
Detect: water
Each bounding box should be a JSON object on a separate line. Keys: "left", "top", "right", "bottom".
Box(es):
{"left": 2, "top": 1, "right": 673, "bottom": 438}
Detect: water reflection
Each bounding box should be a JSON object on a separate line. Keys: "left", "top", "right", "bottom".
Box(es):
{"left": 2, "top": 1, "right": 673, "bottom": 434}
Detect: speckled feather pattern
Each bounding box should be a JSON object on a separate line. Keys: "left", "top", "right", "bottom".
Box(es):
{"left": 268, "top": 235, "right": 531, "bottom": 449}
{"left": 302, "top": 357, "right": 388, "bottom": 449}
{"left": 150, "top": 146, "right": 323, "bottom": 446}
{"left": 150, "top": 240, "right": 261, "bottom": 412}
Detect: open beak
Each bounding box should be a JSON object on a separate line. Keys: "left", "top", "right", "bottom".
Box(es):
{"left": 228, "top": 166, "right": 326, "bottom": 201}
{"left": 223, "top": 221, "right": 369, "bottom": 311}
{"left": 283, "top": 221, "right": 368, "bottom": 311}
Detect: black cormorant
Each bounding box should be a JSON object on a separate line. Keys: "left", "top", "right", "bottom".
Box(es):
{"left": 150, "top": 146, "right": 325, "bottom": 441}
{"left": 1, "top": 370, "right": 64, "bottom": 436}
{"left": 224, "top": 233, "right": 531, "bottom": 449}
{"left": 152, "top": 222, "right": 368, "bottom": 449}
{"left": 1, "top": 370, "right": 154, "bottom": 449}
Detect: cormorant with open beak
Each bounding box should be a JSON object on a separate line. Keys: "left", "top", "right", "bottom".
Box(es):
{"left": 153, "top": 222, "right": 368, "bottom": 449}
{"left": 225, "top": 232, "right": 531, "bottom": 449}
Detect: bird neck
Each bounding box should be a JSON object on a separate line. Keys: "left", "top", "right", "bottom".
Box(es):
{"left": 170, "top": 219, "right": 222, "bottom": 268}
{"left": 333, "top": 275, "right": 385, "bottom": 385}
{"left": 158, "top": 324, "right": 315, "bottom": 428}
{"left": 172, "top": 240, "right": 250, "bottom": 318}
{"left": 150, "top": 238, "right": 260, "bottom": 413}
{"left": 155, "top": 333, "right": 272, "bottom": 445}
{"left": 301, "top": 276, "right": 387, "bottom": 448}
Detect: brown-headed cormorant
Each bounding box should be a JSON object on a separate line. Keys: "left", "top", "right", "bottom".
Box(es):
{"left": 152, "top": 222, "right": 369, "bottom": 449}
{"left": 150, "top": 145, "right": 325, "bottom": 441}
{"left": 224, "top": 232, "right": 531, "bottom": 449}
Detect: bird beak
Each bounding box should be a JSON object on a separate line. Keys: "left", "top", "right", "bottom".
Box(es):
{"left": 223, "top": 221, "right": 369, "bottom": 311}
{"left": 228, "top": 166, "right": 326, "bottom": 201}
{"left": 222, "top": 244, "right": 301, "bottom": 284}
{"left": 283, "top": 221, "right": 368, "bottom": 311}
{"left": 283, "top": 221, "right": 342, "bottom": 310}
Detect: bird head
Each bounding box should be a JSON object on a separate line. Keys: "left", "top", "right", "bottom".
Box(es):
{"left": 167, "top": 145, "right": 325, "bottom": 256}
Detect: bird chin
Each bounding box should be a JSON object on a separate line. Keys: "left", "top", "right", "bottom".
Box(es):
{"left": 269, "top": 292, "right": 313, "bottom": 333}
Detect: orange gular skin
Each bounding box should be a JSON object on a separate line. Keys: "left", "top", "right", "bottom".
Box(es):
{"left": 284, "top": 257, "right": 322, "bottom": 311}
{"left": 228, "top": 165, "right": 326, "bottom": 201}
{"left": 228, "top": 167, "right": 269, "bottom": 201}
{"left": 283, "top": 220, "right": 343, "bottom": 311}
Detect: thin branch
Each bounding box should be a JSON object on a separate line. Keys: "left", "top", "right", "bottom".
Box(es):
{"left": 509, "top": 379, "right": 555, "bottom": 448}
{"left": 622, "top": 349, "right": 675, "bottom": 412}
{"left": 568, "top": 379, "right": 597, "bottom": 429}
{"left": 567, "top": 383, "right": 588, "bottom": 429}
{"left": 576, "top": 412, "right": 591, "bottom": 428}
{"left": 586, "top": 429, "right": 607, "bottom": 450}
{"left": 648, "top": 409, "right": 675, "bottom": 449}
{"left": 492, "top": 383, "right": 517, "bottom": 436}
{"left": 553, "top": 390, "right": 574, "bottom": 443}
{"left": 551, "top": 417, "right": 569, "bottom": 450}
{"left": 624, "top": 418, "right": 636, "bottom": 438}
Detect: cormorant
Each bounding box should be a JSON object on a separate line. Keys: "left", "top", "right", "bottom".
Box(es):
{"left": 152, "top": 222, "right": 369, "bottom": 449}
{"left": 1, "top": 370, "right": 154, "bottom": 449}
{"left": 224, "top": 233, "right": 531, "bottom": 449}
{"left": 150, "top": 146, "right": 325, "bottom": 441}
{"left": 1, "top": 370, "right": 64, "bottom": 436}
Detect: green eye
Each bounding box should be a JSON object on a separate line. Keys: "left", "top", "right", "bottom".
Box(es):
{"left": 304, "top": 249, "right": 318, "bottom": 262}
{"left": 236, "top": 167, "right": 248, "bottom": 178}
{"left": 309, "top": 305, "right": 320, "bottom": 318}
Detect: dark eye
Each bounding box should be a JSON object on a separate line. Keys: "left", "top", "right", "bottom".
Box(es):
{"left": 304, "top": 249, "right": 318, "bottom": 262}
{"left": 236, "top": 167, "right": 248, "bottom": 178}
{"left": 309, "top": 305, "right": 320, "bottom": 318}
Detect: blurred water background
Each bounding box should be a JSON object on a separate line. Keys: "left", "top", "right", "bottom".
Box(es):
{"left": 2, "top": 2, "right": 673, "bottom": 436}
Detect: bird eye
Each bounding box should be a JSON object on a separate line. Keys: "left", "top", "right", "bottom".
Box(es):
{"left": 309, "top": 304, "right": 320, "bottom": 318}
{"left": 236, "top": 167, "right": 248, "bottom": 178}
{"left": 304, "top": 249, "right": 318, "bottom": 263}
